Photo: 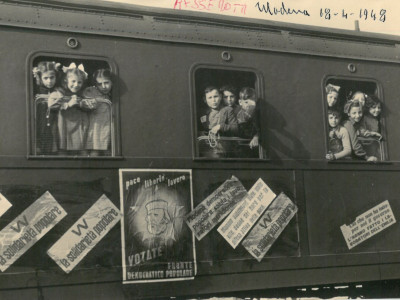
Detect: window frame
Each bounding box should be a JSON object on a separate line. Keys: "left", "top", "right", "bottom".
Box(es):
{"left": 27, "top": 51, "right": 122, "bottom": 159}
{"left": 190, "top": 64, "right": 267, "bottom": 161}
{"left": 322, "top": 75, "right": 388, "bottom": 163}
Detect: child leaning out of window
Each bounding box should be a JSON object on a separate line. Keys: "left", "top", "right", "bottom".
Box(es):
{"left": 342, "top": 100, "right": 377, "bottom": 162}
{"left": 325, "top": 109, "right": 351, "bottom": 160}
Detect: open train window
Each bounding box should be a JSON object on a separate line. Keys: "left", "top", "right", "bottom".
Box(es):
{"left": 28, "top": 54, "right": 120, "bottom": 158}
{"left": 191, "top": 66, "right": 266, "bottom": 160}
{"left": 323, "top": 77, "right": 386, "bottom": 162}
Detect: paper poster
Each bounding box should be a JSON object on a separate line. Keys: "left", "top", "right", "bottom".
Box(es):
{"left": 47, "top": 194, "right": 121, "bottom": 273}
{"left": 0, "top": 193, "right": 12, "bottom": 218}
{"left": 0, "top": 191, "right": 67, "bottom": 272}
{"left": 340, "top": 200, "right": 396, "bottom": 249}
{"left": 218, "top": 178, "right": 276, "bottom": 248}
{"left": 186, "top": 176, "right": 248, "bottom": 240}
{"left": 120, "top": 169, "right": 196, "bottom": 283}
{"left": 242, "top": 192, "right": 297, "bottom": 262}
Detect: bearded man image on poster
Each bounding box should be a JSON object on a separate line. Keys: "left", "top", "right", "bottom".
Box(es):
{"left": 142, "top": 199, "right": 178, "bottom": 248}
{"left": 120, "top": 169, "right": 196, "bottom": 283}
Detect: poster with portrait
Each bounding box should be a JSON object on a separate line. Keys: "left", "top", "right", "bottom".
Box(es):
{"left": 119, "top": 169, "right": 196, "bottom": 284}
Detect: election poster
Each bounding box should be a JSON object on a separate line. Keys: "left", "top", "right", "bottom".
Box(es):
{"left": 0, "top": 191, "right": 67, "bottom": 272}
{"left": 186, "top": 175, "right": 247, "bottom": 240}
{"left": 218, "top": 178, "right": 276, "bottom": 248}
{"left": 242, "top": 192, "right": 297, "bottom": 262}
{"left": 119, "top": 169, "right": 196, "bottom": 283}
{"left": 340, "top": 200, "right": 396, "bottom": 250}
{"left": 47, "top": 195, "right": 121, "bottom": 273}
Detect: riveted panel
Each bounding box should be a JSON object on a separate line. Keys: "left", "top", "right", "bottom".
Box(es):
{"left": 255, "top": 30, "right": 287, "bottom": 49}
{"left": 0, "top": 3, "right": 40, "bottom": 25}
{"left": 101, "top": 14, "right": 149, "bottom": 36}
{"left": 151, "top": 19, "right": 202, "bottom": 42}
{"left": 37, "top": 7, "right": 104, "bottom": 31}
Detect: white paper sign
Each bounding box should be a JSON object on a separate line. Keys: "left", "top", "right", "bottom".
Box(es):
{"left": 0, "top": 191, "right": 67, "bottom": 272}
{"left": 47, "top": 194, "right": 121, "bottom": 273}
{"left": 340, "top": 200, "right": 396, "bottom": 249}
{"left": 0, "top": 193, "right": 12, "bottom": 218}
{"left": 185, "top": 176, "right": 247, "bottom": 240}
{"left": 242, "top": 193, "right": 297, "bottom": 262}
{"left": 218, "top": 178, "right": 276, "bottom": 248}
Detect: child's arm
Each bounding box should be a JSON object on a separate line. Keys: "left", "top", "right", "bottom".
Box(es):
{"left": 331, "top": 127, "right": 352, "bottom": 160}
{"left": 48, "top": 91, "right": 65, "bottom": 110}
{"left": 368, "top": 131, "right": 382, "bottom": 139}
{"left": 249, "top": 114, "right": 260, "bottom": 148}
{"left": 218, "top": 107, "right": 238, "bottom": 136}
{"left": 210, "top": 124, "right": 220, "bottom": 134}
{"left": 81, "top": 87, "right": 98, "bottom": 110}
{"left": 359, "top": 116, "right": 382, "bottom": 139}
{"left": 249, "top": 103, "right": 261, "bottom": 148}
{"left": 326, "top": 153, "right": 335, "bottom": 160}
{"left": 67, "top": 95, "right": 80, "bottom": 107}
{"left": 80, "top": 98, "right": 97, "bottom": 110}
{"left": 360, "top": 128, "right": 382, "bottom": 139}
{"left": 343, "top": 121, "right": 367, "bottom": 159}
{"left": 249, "top": 134, "right": 259, "bottom": 149}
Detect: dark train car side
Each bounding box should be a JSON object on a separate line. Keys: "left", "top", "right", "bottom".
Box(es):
{"left": 0, "top": 0, "right": 400, "bottom": 298}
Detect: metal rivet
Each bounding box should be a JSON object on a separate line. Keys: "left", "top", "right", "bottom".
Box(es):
{"left": 66, "top": 37, "right": 79, "bottom": 49}
{"left": 348, "top": 63, "right": 356, "bottom": 73}
{"left": 221, "top": 51, "right": 232, "bottom": 62}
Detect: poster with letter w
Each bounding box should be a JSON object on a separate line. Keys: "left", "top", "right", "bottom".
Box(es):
{"left": 119, "top": 169, "right": 196, "bottom": 284}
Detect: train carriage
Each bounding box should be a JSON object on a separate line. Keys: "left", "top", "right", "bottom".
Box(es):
{"left": 1, "top": 0, "right": 400, "bottom": 298}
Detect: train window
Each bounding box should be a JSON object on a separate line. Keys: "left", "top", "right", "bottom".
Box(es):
{"left": 192, "top": 67, "right": 265, "bottom": 160}
{"left": 324, "top": 77, "right": 386, "bottom": 162}
{"left": 29, "top": 55, "right": 120, "bottom": 158}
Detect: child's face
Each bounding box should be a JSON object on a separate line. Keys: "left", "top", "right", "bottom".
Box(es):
{"left": 41, "top": 71, "right": 56, "bottom": 89}
{"left": 369, "top": 103, "right": 381, "bottom": 117}
{"left": 352, "top": 93, "right": 365, "bottom": 107}
{"left": 205, "top": 89, "right": 221, "bottom": 109}
{"left": 348, "top": 106, "right": 363, "bottom": 123}
{"left": 328, "top": 114, "right": 340, "bottom": 128}
{"left": 222, "top": 91, "right": 236, "bottom": 107}
{"left": 239, "top": 99, "right": 256, "bottom": 114}
{"left": 67, "top": 74, "right": 83, "bottom": 93}
{"left": 96, "top": 76, "right": 112, "bottom": 95}
{"left": 327, "top": 92, "right": 338, "bottom": 107}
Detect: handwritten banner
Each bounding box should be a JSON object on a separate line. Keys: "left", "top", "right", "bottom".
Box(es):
{"left": 340, "top": 200, "right": 396, "bottom": 250}
{"left": 0, "top": 191, "right": 67, "bottom": 272}
{"left": 218, "top": 178, "right": 276, "bottom": 248}
{"left": 173, "top": 0, "right": 247, "bottom": 15}
{"left": 186, "top": 176, "right": 247, "bottom": 240}
{"left": 171, "top": 0, "right": 388, "bottom": 25}
{"left": 0, "top": 193, "right": 12, "bottom": 218}
{"left": 242, "top": 192, "right": 297, "bottom": 262}
{"left": 47, "top": 194, "right": 121, "bottom": 273}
